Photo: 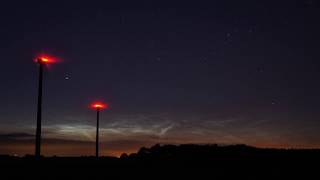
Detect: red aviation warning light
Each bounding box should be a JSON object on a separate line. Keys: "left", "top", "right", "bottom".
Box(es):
{"left": 91, "top": 102, "right": 107, "bottom": 110}
{"left": 35, "top": 53, "right": 60, "bottom": 64}
{"left": 36, "top": 56, "right": 55, "bottom": 64}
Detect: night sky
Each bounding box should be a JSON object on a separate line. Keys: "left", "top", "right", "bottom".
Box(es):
{"left": 0, "top": 0, "right": 320, "bottom": 157}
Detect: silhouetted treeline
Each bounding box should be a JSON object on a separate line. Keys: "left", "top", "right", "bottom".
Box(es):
{"left": 124, "top": 144, "right": 320, "bottom": 163}
{"left": 1, "top": 144, "right": 319, "bottom": 179}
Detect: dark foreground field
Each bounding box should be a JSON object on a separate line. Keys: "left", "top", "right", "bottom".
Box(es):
{"left": 1, "top": 144, "right": 319, "bottom": 179}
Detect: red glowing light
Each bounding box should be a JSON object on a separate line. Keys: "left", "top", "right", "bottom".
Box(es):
{"left": 91, "top": 102, "right": 107, "bottom": 110}
{"left": 37, "top": 56, "right": 54, "bottom": 64}
{"left": 34, "top": 53, "right": 60, "bottom": 64}
{"left": 40, "top": 58, "right": 49, "bottom": 62}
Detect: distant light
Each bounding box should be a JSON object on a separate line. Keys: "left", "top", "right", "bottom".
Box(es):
{"left": 41, "top": 58, "right": 49, "bottom": 62}
{"left": 37, "top": 57, "right": 53, "bottom": 64}
{"left": 37, "top": 56, "right": 55, "bottom": 64}
{"left": 94, "top": 104, "right": 104, "bottom": 108}
{"left": 91, "top": 102, "right": 107, "bottom": 109}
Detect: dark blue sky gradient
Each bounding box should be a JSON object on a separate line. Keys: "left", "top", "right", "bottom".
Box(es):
{"left": 0, "top": 0, "right": 319, "bottom": 156}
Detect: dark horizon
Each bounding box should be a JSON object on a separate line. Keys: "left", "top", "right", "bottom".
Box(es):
{"left": 1, "top": 0, "right": 320, "bottom": 157}
{"left": 2, "top": 134, "right": 320, "bottom": 157}
{"left": 2, "top": 144, "right": 320, "bottom": 179}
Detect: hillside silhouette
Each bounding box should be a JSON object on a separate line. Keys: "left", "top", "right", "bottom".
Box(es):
{"left": 1, "top": 144, "right": 319, "bottom": 178}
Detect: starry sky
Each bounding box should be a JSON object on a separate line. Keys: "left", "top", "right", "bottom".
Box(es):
{"left": 0, "top": 0, "right": 320, "bottom": 157}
